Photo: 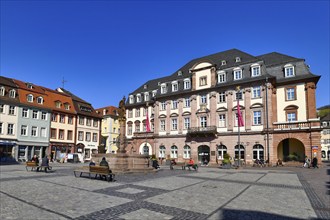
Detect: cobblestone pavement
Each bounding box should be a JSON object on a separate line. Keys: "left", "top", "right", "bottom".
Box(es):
{"left": 0, "top": 162, "right": 329, "bottom": 220}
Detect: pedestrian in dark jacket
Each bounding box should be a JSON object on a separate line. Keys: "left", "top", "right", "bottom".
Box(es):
{"left": 312, "top": 157, "right": 319, "bottom": 168}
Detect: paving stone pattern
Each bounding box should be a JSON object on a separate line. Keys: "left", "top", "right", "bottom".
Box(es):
{"left": 0, "top": 163, "right": 329, "bottom": 220}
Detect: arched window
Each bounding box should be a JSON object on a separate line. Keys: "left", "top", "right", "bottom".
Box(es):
{"left": 171, "top": 145, "right": 178, "bottom": 159}
{"left": 159, "top": 145, "right": 166, "bottom": 158}
{"left": 143, "top": 145, "right": 149, "bottom": 155}
{"left": 234, "top": 145, "right": 245, "bottom": 159}
{"left": 253, "top": 144, "right": 264, "bottom": 160}
{"left": 9, "top": 89, "right": 16, "bottom": 98}
{"left": 217, "top": 145, "right": 227, "bottom": 159}
{"left": 27, "top": 94, "right": 33, "bottom": 102}
{"left": 37, "top": 97, "right": 43, "bottom": 104}
{"left": 0, "top": 86, "right": 5, "bottom": 96}
{"left": 183, "top": 145, "right": 191, "bottom": 159}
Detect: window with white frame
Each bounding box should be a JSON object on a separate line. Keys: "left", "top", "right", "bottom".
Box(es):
{"left": 55, "top": 101, "right": 61, "bottom": 108}
{"left": 93, "top": 133, "right": 97, "bottom": 142}
{"left": 219, "top": 114, "right": 226, "bottom": 127}
{"left": 287, "top": 112, "right": 296, "bottom": 122}
{"left": 172, "top": 81, "right": 178, "bottom": 92}
{"left": 52, "top": 113, "right": 57, "bottom": 122}
{"left": 32, "top": 110, "right": 38, "bottom": 119}
{"left": 37, "top": 97, "right": 43, "bottom": 104}
{"left": 235, "top": 57, "right": 241, "bottom": 62}
{"left": 79, "top": 116, "right": 84, "bottom": 125}
{"left": 161, "top": 83, "right": 167, "bottom": 94}
{"left": 160, "top": 120, "right": 166, "bottom": 131}
{"left": 253, "top": 111, "right": 262, "bottom": 125}
{"left": 172, "top": 100, "right": 178, "bottom": 109}
{"left": 219, "top": 92, "right": 226, "bottom": 103}
{"left": 85, "top": 132, "right": 91, "bottom": 141}
{"left": 129, "top": 95, "right": 134, "bottom": 104}
{"left": 68, "top": 116, "right": 73, "bottom": 124}
{"left": 136, "top": 94, "right": 141, "bottom": 102}
{"left": 221, "top": 60, "right": 226, "bottom": 65}
{"left": 7, "top": 123, "right": 14, "bottom": 135}
{"left": 217, "top": 71, "right": 226, "bottom": 83}
{"left": 252, "top": 86, "right": 261, "bottom": 98}
{"left": 59, "top": 114, "right": 65, "bottom": 123}
{"left": 22, "top": 108, "right": 28, "bottom": 118}
{"left": 41, "top": 112, "right": 47, "bottom": 120}
{"left": 9, "top": 90, "right": 16, "bottom": 98}
{"left": 64, "top": 103, "right": 70, "bottom": 110}
{"left": 135, "top": 109, "right": 140, "bottom": 117}
{"left": 40, "top": 127, "right": 47, "bottom": 137}
{"left": 135, "top": 122, "right": 140, "bottom": 132}
{"left": 0, "top": 104, "right": 4, "bottom": 113}
{"left": 201, "top": 95, "right": 207, "bottom": 104}
{"left": 170, "top": 146, "right": 178, "bottom": 158}
{"left": 78, "top": 131, "right": 83, "bottom": 141}
{"left": 128, "top": 110, "right": 133, "bottom": 118}
{"left": 199, "top": 76, "right": 207, "bottom": 86}
{"left": 284, "top": 64, "right": 295, "bottom": 77}
{"left": 171, "top": 118, "right": 178, "bottom": 130}
{"left": 184, "top": 79, "right": 191, "bottom": 89}
{"left": 233, "top": 68, "right": 242, "bottom": 80}
{"left": 21, "top": 125, "right": 27, "bottom": 136}
{"left": 152, "top": 90, "right": 157, "bottom": 97}
{"left": 0, "top": 87, "right": 4, "bottom": 96}
{"left": 253, "top": 144, "right": 264, "bottom": 160}
{"left": 27, "top": 94, "right": 33, "bottom": 102}
{"left": 251, "top": 64, "right": 261, "bottom": 77}
{"left": 183, "top": 145, "right": 191, "bottom": 159}
{"left": 86, "top": 118, "right": 91, "bottom": 126}
{"left": 159, "top": 145, "right": 166, "bottom": 158}
{"left": 200, "top": 116, "right": 207, "bottom": 127}
{"left": 128, "top": 124, "right": 132, "bottom": 135}
{"left": 144, "top": 92, "right": 149, "bottom": 101}
{"left": 59, "top": 129, "right": 64, "bottom": 139}
{"left": 31, "top": 126, "right": 37, "bottom": 137}
{"left": 161, "top": 101, "right": 166, "bottom": 110}
{"left": 185, "top": 98, "right": 190, "bottom": 107}
{"left": 217, "top": 145, "right": 227, "bottom": 159}
{"left": 143, "top": 108, "right": 146, "bottom": 116}
{"left": 184, "top": 117, "right": 190, "bottom": 129}
{"left": 286, "top": 88, "right": 295, "bottom": 100}
{"left": 9, "top": 106, "right": 15, "bottom": 115}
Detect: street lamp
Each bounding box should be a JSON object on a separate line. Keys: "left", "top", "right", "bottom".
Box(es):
{"left": 265, "top": 77, "right": 270, "bottom": 165}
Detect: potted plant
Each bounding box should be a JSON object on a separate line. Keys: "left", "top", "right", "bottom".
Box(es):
{"left": 221, "top": 153, "right": 231, "bottom": 169}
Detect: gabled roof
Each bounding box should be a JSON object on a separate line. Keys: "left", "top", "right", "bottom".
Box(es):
{"left": 0, "top": 76, "right": 18, "bottom": 87}
{"left": 95, "top": 106, "right": 119, "bottom": 117}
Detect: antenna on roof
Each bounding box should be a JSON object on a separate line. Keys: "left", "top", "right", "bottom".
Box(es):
{"left": 62, "top": 77, "right": 67, "bottom": 88}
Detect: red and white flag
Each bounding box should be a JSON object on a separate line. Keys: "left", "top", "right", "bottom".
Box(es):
{"left": 146, "top": 108, "right": 151, "bottom": 132}
{"left": 237, "top": 99, "right": 244, "bottom": 127}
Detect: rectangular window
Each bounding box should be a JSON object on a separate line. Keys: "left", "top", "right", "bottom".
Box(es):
{"left": 200, "top": 116, "right": 207, "bottom": 128}
{"left": 85, "top": 133, "right": 91, "bottom": 142}
{"left": 78, "top": 131, "right": 84, "bottom": 141}
{"left": 219, "top": 92, "right": 226, "bottom": 103}
{"left": 22, "top": 108, "right": 28, "bottom": 118}
{"left": 9, "top": 106, "right": 15, "bottom": 115}
{"left": 286, "top": 88, "right": 295, "bottom": 100}
{"left": 51, "top": 129, "right": 56, "bottom": 139}
{"left": 143, "top": 108, "right": 146, "bottom": 116}
{"left": 172, "top": 82, "right": 178, "bottom": 92}
{"left": 185, "top": 98, "right": 190, "bottom": 107}
{"left": 59, "top": 129, "right": 64, "bottom": 139}
{"left": 171, "top": 118, "right": 178, "bottom": 130}
{"left": 67, "top": 130, "right": 73, "bottom": 140}
{"left": 145, "top": 93, "right": 149, "bottom": 101}
{"left": 40, "top": 127, "right": 46, "bottom": 137}
{"left": 128, "top": 125, "right": 132, "bottom": 135}
{"left": 234, "top": 70, "right": 242, "bottom": 80}
{"left": 128, "top": 110, "right": 133, "bottom": 118}
{"left": 86, "top": 118, "right": 91, "bottom": 126}
{"left": 60, "top": 114, "right": 65, "bottom": 123}
{"left": 236, "top": 91, "right": 243, "bottom": 100}
{"left": 31, "top": 126, "right": 37, "bottom": 137}
{"left": 218, "top": 72, "right": 226, "bottom": 83}
{"left": 160, "top": 120, "right": 166, "bottom": 131}
{"left": 219, "top": 114, "right": 226, "bottom": 127}
{"left": 68, "top": 116, "right": 73, "bottom": 124}
{"left": 287, "top": 112, "right": 296, "bottom": 122}
{"left": 136, "top": 95, "right": 141, "bottom": 102}
{"left": 252, "top": 66, "right": 260, "bottom": 77}
{"left": 93, "top": 133, "right": 97, "bottom": 142}
{"left": 7, "top": 123, "right": 14, "bottom": 135}
{"left": 79, "top": 116, "right": 84, "bottom": 125}
{"left": 285, "top": 67, "right": 294, "bottom": 77}
{"left": 21, "top": 125, "right": 27, "bottom": 136}
{"left": 161, "top": 85, "right": 167, "bottom": 94}
{"left": 161, "top": 101, "right": 166, "bottom": 111}
{"left": 252, "top": 86, "right": 261, "bottom": 98}
{"left": 135, "top": 109, "right": 140, "bottom": 117}
{"left": 184, "top": 80, "right": 191, "bottom": 89}
{"left": 41, "top": 112, "right": 47, "bottom": 120}
{"left": 32, "top": 110, "right": 38, "bottom": 119}
{"left": 200, "top": 76, "right": 207, "bottom": 86}
{"left": 52, "top": 113, "right": 57, "bottom": 122}
{"left": 0, "top": 104, "right": 4, "bottom": 113}
{"left": 172, "top": 100, "right": 178, "bottom": 109}
{"left": 253, "top": 111, "right": 262, "bottom": 125}
{"left": 184, "top": 117, "right": 190, "bottom": 129}
{"left": 135, "top": 123, "right": 140, "bottom": 132}
{"left": 0, "top": 122, "right": 3, "bottom": 134}
{"left": 201, "top": 95, "right": 207, "bottom": 104}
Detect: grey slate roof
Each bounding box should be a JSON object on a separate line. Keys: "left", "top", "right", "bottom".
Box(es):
{"left": 256, "top": 52, "right": 303, "bottom": 67}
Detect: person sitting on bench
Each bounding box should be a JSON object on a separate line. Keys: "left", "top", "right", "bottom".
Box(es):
{"left": 99, "top": 157, "right": 112, "bottom": 180}
{"left": 37, "top": 155, "right": 50, "bottom": 172}
{"left": 186, "top": 158, "right": 197, "bottom": 170}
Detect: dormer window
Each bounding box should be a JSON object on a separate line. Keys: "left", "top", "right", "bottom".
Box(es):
{"left": 136, "top": 94, "right": 141, "bottom": 102}
{"left": 160, "top": 83, "right": 167, "bottom": 94}
{"left": 144, "top": 92, "right": 149, "bottom": 101}
{"left": 64, "top": 103, "right": 70, "bottom": 110}
{"left": 177, "top": 70, "right": 182, "bottom": 76}
{"left": 144, "top": 84, "right": 148, "bottom": 89}
{"left": 27, "top": 94, "right": 33, "bottom": 102}
{"left": 183, "top": 78, "right": 191, "bottom": 90}
{"left": 251, "top": 64, "right": 261, "bottom": 77}
{"left": 217, "top": 71, "right": 226, "bottom": 83}
{"left": 9, "top": 89, "right": 16, "bottom": 98}
{"left": 284, "top": 64, "right": 295, "bottom": 77}
{"left": 152, "top": 90, "right": 157, "bottom": 97}
{"left": 199, "top": 76, "right": 207, "bottom": 86}
{"left": 129, "top": 95, "right": 134, "bottom": 104}
{"left": 55, "top": 101, "right": 61, "bottom": 108}
{"left": 27, "top": 83, "right": 33, "bottom": 89}
{"left": 233, "top": 68, "right": 242, "bottom": 80}
{"left": 172, "top": 81, "right": 178, "bottom": 92}
{"left": 0, "top": 86, "right": 4, "bottom": 96}
{"left": 37, "top": 96, "right": 43, "bottom": 104}
{"left": 235, "top": 57, "right": 241, "bottom": 62}
{"left": 221, "top": 60, "right": 227, "bottom": 66}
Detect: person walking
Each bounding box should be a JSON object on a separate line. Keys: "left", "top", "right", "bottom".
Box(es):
{"left": 312, "top": 157, "right": 319, "bottom": 169}
{"left": 303, "top": 156, "right": 311, "bottom": 168}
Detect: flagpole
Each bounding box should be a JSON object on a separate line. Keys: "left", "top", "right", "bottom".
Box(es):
{"left": 237, "top": 86, "right": 240, "bottom": 167}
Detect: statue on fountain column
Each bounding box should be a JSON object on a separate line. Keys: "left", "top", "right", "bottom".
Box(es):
{"left": 117, "top": 96, "right": 127, "bottom": 153}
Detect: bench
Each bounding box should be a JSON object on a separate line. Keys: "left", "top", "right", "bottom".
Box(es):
{"left": 170, "top": 162, "right": 186, "bottom": 170}
{"left": 185, "top": 164, "right": 198, "bottom": 171}
{"left": 74, "top": 165, "right": 115, "bottom": 182}
{"left": 26, "top": 162, "right": 52, "bottom": 172}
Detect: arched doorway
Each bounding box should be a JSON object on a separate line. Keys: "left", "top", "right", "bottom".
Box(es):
{"left": 198, "top": 145, "right": 210, "bottom": 164}
{"left": 277, "top": 138, "right": 305, "bottom": 162}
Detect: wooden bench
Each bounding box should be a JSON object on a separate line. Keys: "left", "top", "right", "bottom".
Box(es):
{"left": 74, "top": 165, "right": 115, "bottom": 182}
{"left": 26, "top": 161, "right": 38, "bottom": 171}
{"left": 170, "top": 162, "right": 186, "bottom": 170}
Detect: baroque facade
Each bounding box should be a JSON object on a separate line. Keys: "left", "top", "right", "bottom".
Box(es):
{"left": 125, "top": 49, "right": 322, "bottom": 165}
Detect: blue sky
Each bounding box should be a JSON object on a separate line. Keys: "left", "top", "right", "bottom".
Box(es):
{"left": 1, "top": 0, "right": 329, "bottom": 109}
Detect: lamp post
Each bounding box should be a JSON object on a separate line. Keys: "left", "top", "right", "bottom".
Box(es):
{"left": 265, "top": 77, "right": 270, "bottom": 165}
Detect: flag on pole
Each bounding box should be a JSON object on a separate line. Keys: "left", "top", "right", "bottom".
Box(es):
{"left": 237, "top": 99, "right": 244, "bottom": 127}
{"left": 146, "top": 108, "right": 151, "bottom": 132}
